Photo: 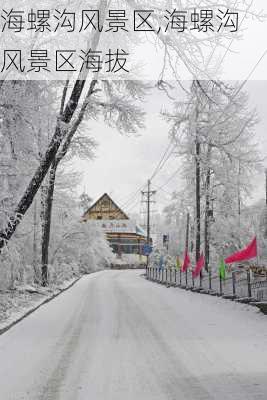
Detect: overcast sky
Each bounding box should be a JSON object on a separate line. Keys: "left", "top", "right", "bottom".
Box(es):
{"left": 73, "top": 81, "right": 267, "bottom": 217}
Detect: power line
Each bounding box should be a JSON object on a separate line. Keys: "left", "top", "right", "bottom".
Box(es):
{"left": 141, "top": 180, "right": 157, "bottom": 266}
{"left": 155, "top": 166, "right": 180, "bottom": 192}
{"left": 157, "top": 187, "right": 174, "bottom": 197}
{"left": 204, "top": 48, "right": 267, "bottom": 137}
{"left": 141, "top": 180, "right": 157, "bottom": 243}
{"left": 98, "top": 184, "right": 146, "bottom": 222}
{"left": 148, "top": 2, "right": 245, "bottom": 185}
{"left": 201, "top": 9, "right": 267, "bottom": 133}
{"left": 152, "top": 48, "right": 267, "bottom": 198}
{"left": 148, "top": 1, "right": 251, "bottom": 191}
{"left": 150, "top": 139, "right": 176, "bottom": 181}
{"left": 116, "top": 183, "right": 146, "bottom": 207}
{"left": 105, "top": 12, "right": 264, "bottom": 222}
{"left": 124, "top": 194, "right": 142, "bottom": 214}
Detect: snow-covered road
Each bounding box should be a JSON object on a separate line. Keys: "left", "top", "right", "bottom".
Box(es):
{"left": 1, "top": 270, "right": 267, "bottom": 400}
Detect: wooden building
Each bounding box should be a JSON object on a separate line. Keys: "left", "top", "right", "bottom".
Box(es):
{"left": 82, "top": 193, "right": 147, "bottom": 257}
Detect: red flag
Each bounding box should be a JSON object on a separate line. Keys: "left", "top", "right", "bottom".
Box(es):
{"left": 192, "top": 253, "right": 205, "bottom": 278}
{"left": 225, "top": 237, "right": 257, "bottom": 264}
{"left": 181, "top": 251, "right": 190, "bottom": 272}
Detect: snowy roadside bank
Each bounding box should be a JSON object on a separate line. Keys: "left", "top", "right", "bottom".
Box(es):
{"left": 0, "top": 274, "right": 86, "bottom": 336}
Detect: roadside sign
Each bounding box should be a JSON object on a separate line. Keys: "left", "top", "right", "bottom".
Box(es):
{"left": 143, "top": 244, "right": 153, "bottom": 256}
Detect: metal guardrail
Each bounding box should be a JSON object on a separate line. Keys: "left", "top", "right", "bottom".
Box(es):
{"left": 146, "top": 267, "right": 267, "bottom": 302}
{"left": 251, "top": 280, "right": 267, "bottom": 301}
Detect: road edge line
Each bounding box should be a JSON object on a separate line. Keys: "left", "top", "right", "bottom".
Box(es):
{"left": 0, "top": 275, "right": 84, "bottom": 336}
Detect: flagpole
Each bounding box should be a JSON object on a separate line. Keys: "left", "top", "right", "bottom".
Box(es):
{"left": 209, "top": 266, "right": 212, "bottom": 291}
{"left": 185, "top": 213, "right": 190, "bottom": 287}
{"left": 256, "top": 232, "right": 259, "bottom": 266}
{"left": 185, "top": 213, "right": 190, "bottom": 252}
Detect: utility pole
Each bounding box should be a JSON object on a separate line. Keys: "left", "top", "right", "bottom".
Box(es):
{"left": 238, "top": 159, "right": 241, "bottom": 223}
{"left": 142, "top": 180, "right": 156, "bottom": 268}
{"left": 185, "top": 213, "right": 190, "bottom": 286}
{"left": 147, "top": 179, "right": 151, "bottom": 246}
{"left": 185, "top": 213, "right": 190, "bottom": 253}
{"left": 265, "top": 169, "right": 267, "bottom": 239}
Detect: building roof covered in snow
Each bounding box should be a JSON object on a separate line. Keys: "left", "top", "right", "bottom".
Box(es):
{"left": 83, "top": 193, "right": 147, "bottom": 256}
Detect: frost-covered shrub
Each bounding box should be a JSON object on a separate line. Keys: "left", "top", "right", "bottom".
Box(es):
{"left": 50, "top": 219, "right": 115, "bottom": 274}
{"left": 0, "top": 242, "right": 22, "bottom": 289}
{"left": 47, "top": 262, "right": 79, "bottom": 285}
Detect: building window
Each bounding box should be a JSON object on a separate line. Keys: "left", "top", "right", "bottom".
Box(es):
{"left": 97, "top": 216, "right": 102, "bottom": 220}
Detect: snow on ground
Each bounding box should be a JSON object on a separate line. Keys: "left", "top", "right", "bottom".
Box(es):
{"left": 0, "top": 270, "right": 267, "bottom": 400}
{"left": 0, "top": 276, "right": 80, "bottom": 333}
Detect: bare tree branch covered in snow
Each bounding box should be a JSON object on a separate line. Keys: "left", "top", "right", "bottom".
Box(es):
{"left": 0, "top": 0, "right": 266, "bottom": 286}
{"left": 163, "top": 80, "right": 263, "bottom": 268}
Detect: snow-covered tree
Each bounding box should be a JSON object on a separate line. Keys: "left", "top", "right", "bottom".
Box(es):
{"left": 163, "top": 80, "right": 262, "bottom": 269}
{"left": 1, "top": 0, "right": 264, "bottom": 252}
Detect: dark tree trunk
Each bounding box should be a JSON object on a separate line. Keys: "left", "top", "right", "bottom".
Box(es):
{"left": 41, "top": 159, "right": 58, "bottom": 286}
{"left": 40, "top": 80, "right": 98, "bottom": 285}
{"left": 195, "top": 139, "right": 201, "bottom": 263}
{"left": 204, "top": 165, "right": 211, "bottom": 272}
{"left": 185, "top": 213, "right": 190, "bottom": 252}
{"left": 0, "top": 0, "right": 107, "bottom": 252}
{"left": 32, "top": 199, "right": 39, "bottom": 282}
{"left": 0, "top": 80, "right": 87, "bottom": 251}
{"left": 238, "top": 160, "right": 241, "bottom": 219}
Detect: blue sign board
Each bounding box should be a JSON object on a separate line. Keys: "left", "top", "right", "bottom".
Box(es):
{"left": 143, "top": 244, "right": 153, "bottom": 256}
